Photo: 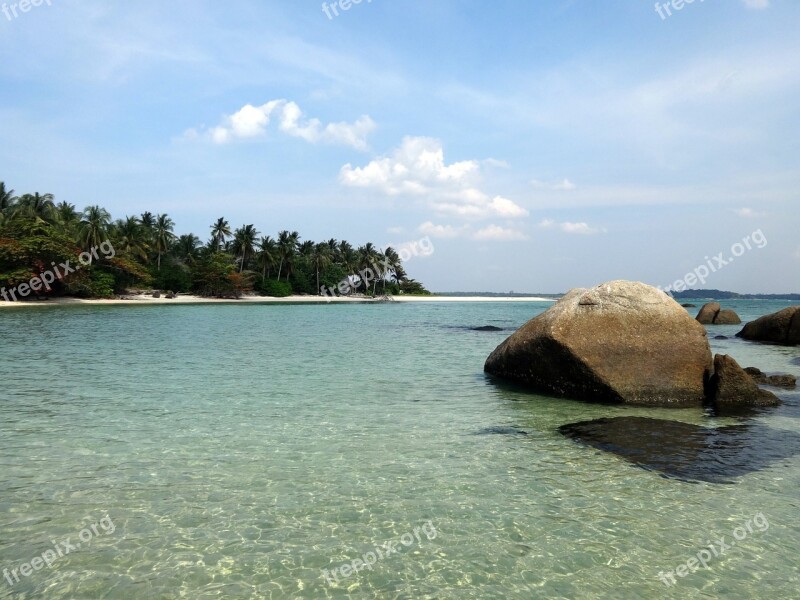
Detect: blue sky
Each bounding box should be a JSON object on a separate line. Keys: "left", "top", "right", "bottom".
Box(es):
{"left": 1, "top": 0, "right": 798, "bottom": 293}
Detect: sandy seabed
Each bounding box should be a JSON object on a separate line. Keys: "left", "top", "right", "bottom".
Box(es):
{"left": 0, "top": 294, "right": 556, "bottom": 308}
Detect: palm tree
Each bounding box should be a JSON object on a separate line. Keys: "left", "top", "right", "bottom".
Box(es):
{"left": 326, "top": 238, "right": 340, "bottom": 262}
{"left": 112, "top": 216, "right": 149, "bottom": 261}
{"left": 312, "top": 242, "right": 332, "bottom": 295}
{"left": 153, "top": 214, "right": 176, "bottom": 271}
{"left": 174, "top": 234, "right": 201, "bottom": 264}
{"left": 79, "top": 205, "right": 111, "bottom": 250}
{"left": 338, "top": 240, "right": 357, "bottom": 295}
{"left": 55, "top": 201, "right": 80, "bottom": 239}
{"left": 381, "top": 247, "right": 401, "bottom": 294}
{"left": 357, "top": 243, "right": 381, "bottom": 294}
{"left": 232, "top": 224, "right": 259, "bottom": 272}
{"left": 277, "top": 230, "right": 298, "bottom": 281}
{"left": 0, "top": 182, "right": 17, "bottom": 214}
{"left": 298, "top": 240, "right": 314, "bottom": 257}
{"left": 16, "top": 192, "right": 56, "bottom": 223}
{"left": 140, "top": 212, "right": 155, "bottom": 229}
{"left": 257, "top": 236, "right": 278, "bottom": 279}
{"left": 210, "top": 217, "right": 232, "bottom": 252}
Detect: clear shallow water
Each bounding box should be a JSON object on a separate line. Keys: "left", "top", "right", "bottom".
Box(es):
{"left": 0, "top": 300, "right": 799, "bottom": 599}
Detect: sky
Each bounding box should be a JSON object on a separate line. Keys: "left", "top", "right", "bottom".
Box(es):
{"left": 1, "top": 0, "right": 798, "bottom": 293}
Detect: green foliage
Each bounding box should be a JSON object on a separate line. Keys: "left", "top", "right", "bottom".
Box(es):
{"left": 259, "top": 278, "right": 292, "bottom": 297}
{"left": 1, "top": 179, "right": 430, "bottom": 301}
{"left": 67, "top": 269, "right": 114, "bottom": 298}
{"left": 399, "top": 279, "right": 431, "bottom": 295}
{"left": 150, "top": 259, "right": 192, "bottom": 293}
{"left": 192, "top": 253, "right": 252, "bottom": 297}
{"left": 0, "top": 219, "right": 78, "bottom": 295}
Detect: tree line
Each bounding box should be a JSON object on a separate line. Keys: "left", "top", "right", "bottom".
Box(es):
{"left": 0, "top": 181, "right": 430, "bottom": 299}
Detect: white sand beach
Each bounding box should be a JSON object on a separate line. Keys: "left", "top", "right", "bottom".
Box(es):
{"left": 0, "top": 294, "right": 556, "bottom": 308}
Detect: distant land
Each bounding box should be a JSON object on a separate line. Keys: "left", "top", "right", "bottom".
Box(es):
{"left": 435, "top": 292, "right": 561, "bottom": 298}
{"left": 670, "top": 289, "right": 800, "bottom": 301}
{"left": 435, "top": 289, "right": 800, "bottom": 301}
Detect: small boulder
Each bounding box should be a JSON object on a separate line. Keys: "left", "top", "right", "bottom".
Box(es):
{"left": 152, "top": 291, "right": 161, "bottom": 298}
{"left": 710, "top": 355, "right": 781, "bottom": 407}
{"left": 714, "top": 309, "right": 742, "bottom": 325}
{"left": 484, "top": 280, "right": 712, "bottom": 407}
{"left": 737, "top": 306, "right": 800, "bottom": 345}
{"left": 696, "top": 302, "right": 721, "bottom": 325}
{"left": 696, "top": 302, "right": 741, "bottom": 325}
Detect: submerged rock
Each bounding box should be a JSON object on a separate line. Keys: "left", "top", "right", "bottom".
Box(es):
{"left": 744, "top": 367, "right": 797, "bottom": 389}
{"left": 484, "top": 280, "right": 712, "bottom": 407}
{"left": 709, "top": 355, "right": 781, "bottom": 408}
{"left": 559, "top": 416, "right": 800, "bottom": 483}
{"left": 471, "top": 325, "right": 505, "bottom": 332}
{"left": 737, "top": 306, "right": 800, "bottom": 345}
{"left": 681, "top": 303, "right": 697, "bottom": 308}
{"left": 696, "top": 302, "right": 741, "bottom": 325}
{"left": 474, "top": 426, "right": 528, "bottom": 436}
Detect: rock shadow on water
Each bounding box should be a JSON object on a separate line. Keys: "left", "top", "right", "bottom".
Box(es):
{"left": 443, "top": 325, "right": 511, "bottom": 332}
{"left": 558, "top": 416, "right": 800, "bottom": 484}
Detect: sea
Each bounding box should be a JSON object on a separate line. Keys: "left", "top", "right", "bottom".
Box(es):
{"left": 1, "top": 299, "right": 798, "bottom": 599}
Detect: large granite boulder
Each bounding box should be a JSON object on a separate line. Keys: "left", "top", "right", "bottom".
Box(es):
{"left": 484, "top": 281, "right": 713, "bottom": 407}
{"left": 737, "top": 306, "right": 800, "bottom": 345}
{"left": 696, "top": 302, "right": 741, "bottom": 325}
{"left": 710, "top": 355, "right": 781, "bottom": 407}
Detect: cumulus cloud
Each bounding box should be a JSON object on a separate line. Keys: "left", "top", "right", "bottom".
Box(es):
{"left": 418, "top": 221, "right": 465, "bottom": 239}
{"left": 733, "top": 207, "right": 766, "bottom": 218}
{"left": 473, "top": 225, "right": 527, "bottom": 241}
{"left": 538, "top": 218, "right": 604, "bottom": 235}
{"left": 190, "top": 99, "right": 376, "bottom": 150}
{"left": 531, "top": 178, "right": 576, "bottom": 191}
{"left": 340, "top": 136, "right": 528, "bottom": 219}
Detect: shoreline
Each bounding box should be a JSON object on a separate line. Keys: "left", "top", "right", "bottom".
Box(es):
{"left": 0, "top": 294, "right": 557, "bottom": 308}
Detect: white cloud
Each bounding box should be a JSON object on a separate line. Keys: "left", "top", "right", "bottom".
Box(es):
{"left": 418, "top": 221, "right": 464, "bottom": 239}
{"left": 340, "top": 136, "right": 528, "bottom": 219}
{"left": 473, "top": 225, "right": 527, "bottom": 241}
{"left": 538, "top": 219, "right": 604, "bottom": 235}
{"left": 560, "top": 222, "right": 601, "bottom": 235}
{"left": 386, "top": 226, "right": 405, "bottom": 235}
{"left": 742, "top": 0, "right": 769, "bottom": 9}
{"left": 734, "top": 207, "right": 766, "bottom": 218}
{"left": 532, "top": 178, "right": 576, "bottom": 191}
{"left": 191, "top": 99, "right": 375, "bottom": 150}
{"left": 483, "top": 158, "right": 511, "bottom": 169}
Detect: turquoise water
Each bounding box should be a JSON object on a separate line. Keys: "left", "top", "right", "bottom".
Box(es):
{"left": 1, "top": 300, "right": 799, "bottom": 599}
